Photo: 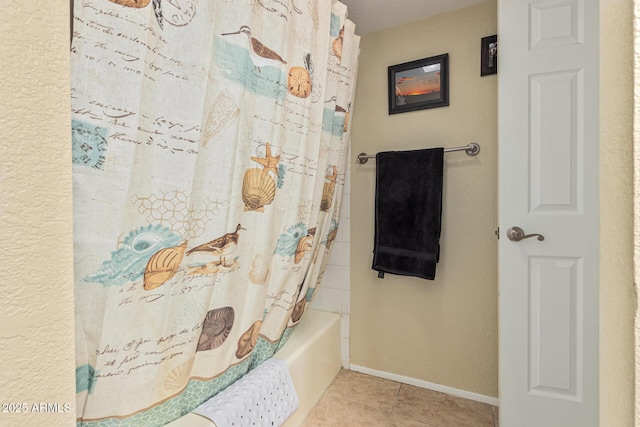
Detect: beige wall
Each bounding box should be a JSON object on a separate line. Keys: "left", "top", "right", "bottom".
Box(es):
{"left": 0, "top": 0, "right": 633, "bottom": 423}
{"left": 601, "top": 0, "right": 636, "bottom": 425}
{"left": 0, "top": 1, "right": 76, "bottom": 425}
{"left": 635, "top": 3, "right": 640, "bottom": 425}
{"left": 350, "top": 1, "right": 499, "bottom": 398}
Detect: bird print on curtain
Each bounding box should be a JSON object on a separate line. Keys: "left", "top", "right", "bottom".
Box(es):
{"left": 71, "top": 0, "right": 359, "bottom": 425}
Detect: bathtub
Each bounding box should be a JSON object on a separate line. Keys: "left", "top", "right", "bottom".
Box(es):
{"left": 165, "top": 309, "right": 342, "bottom": 427}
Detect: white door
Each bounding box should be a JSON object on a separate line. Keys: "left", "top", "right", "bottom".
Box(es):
{"left": 498, "top": 0, "right": 599, "bottom": 426}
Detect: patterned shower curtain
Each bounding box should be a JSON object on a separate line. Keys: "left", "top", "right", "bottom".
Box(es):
{"left": 70, "top": 1, "right": 359, "bottom": 425}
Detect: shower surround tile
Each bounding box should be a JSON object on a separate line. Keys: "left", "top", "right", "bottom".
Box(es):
{"left": 337, "top": 218, "right": 350, "bottom": 241}
{"left": 327, "top": 241, "right": 349, "bottom": 266}
{"left": 312, "top": 168, "right": 351, "bottom": 367}
{"left": 341, "top": 337, "right": 350, "bottom": 369}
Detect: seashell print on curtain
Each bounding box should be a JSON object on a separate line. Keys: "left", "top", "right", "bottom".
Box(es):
{"left": 70, "top": 0, "right": 359, "bottom": 425}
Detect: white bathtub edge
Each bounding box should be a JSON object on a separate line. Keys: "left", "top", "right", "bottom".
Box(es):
{"left": 276, "top": 310, "right": 342, "bottom": 427}
{"left": 164, "top": 310, "right": 342, "bottom": 427}
{"left": 349, "top": 364, "right": 499, "bottom": 407}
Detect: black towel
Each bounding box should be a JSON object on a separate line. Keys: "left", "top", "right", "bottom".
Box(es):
{"left": 372, "top": 148, "right": 444, "bottom": 280}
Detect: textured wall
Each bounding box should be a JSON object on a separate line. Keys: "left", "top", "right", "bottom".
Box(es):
{"left": 0, "top": 1, "right": 76, "bottom": 425}
{"left": 349, "top": 1, "right": 498, "bottom": 398}
{"left": 635, "top": 1, "right": 640, "bottom": 423}
{"left": 600, "top": 0, "right": 636, "bottom": 426}
{"left": 635, "top": 0, "right": 640, "bottom": 422}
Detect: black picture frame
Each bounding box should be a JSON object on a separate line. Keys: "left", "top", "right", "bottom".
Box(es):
{"left": 388, "top": 53, "right": 449, "bottom": 115}
{"left": 481, "top": 35, "right": 498, "bottom": 76}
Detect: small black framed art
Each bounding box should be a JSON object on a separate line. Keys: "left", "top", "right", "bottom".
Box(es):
{"left": 481, "top": 35, "right": 498, "bottom": 76}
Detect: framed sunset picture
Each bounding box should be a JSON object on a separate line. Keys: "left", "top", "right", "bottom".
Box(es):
{"left": 388, "top": 53, "right": 449, "bottom": 114}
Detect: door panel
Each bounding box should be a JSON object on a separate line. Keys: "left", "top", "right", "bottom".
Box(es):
{"left": 529, "top": 70, "right": 580, "bottom": 212}
{"left": 498, "top": 0, "right": 598, "bottom": 425}
{"left": 528, "top": 256, "right": 580, "bottom": 400}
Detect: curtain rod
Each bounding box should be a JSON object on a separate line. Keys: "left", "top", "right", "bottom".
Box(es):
{"left": 355, "top": 143, "right": 480, "bottom": 164}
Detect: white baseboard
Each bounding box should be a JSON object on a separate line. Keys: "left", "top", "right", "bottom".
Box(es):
{"left": 349, "top": 364, "right": 499, "bottom": 407}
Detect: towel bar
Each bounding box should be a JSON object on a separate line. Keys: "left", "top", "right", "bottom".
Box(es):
{"left": 356, "top": 143, "right": 480, "bottom": 164}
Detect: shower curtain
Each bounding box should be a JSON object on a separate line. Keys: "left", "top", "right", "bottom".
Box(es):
{"left": 70, "top": 1, "right": 359, "bottom": 425}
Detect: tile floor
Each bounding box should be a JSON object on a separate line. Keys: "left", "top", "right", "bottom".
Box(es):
{"left": 301, "top": 369, "right": 498, "bottom": 427}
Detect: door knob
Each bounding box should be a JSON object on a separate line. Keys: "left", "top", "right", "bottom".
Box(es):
{"left": 506, "top": 226, "right": 544, "bottom": 242}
